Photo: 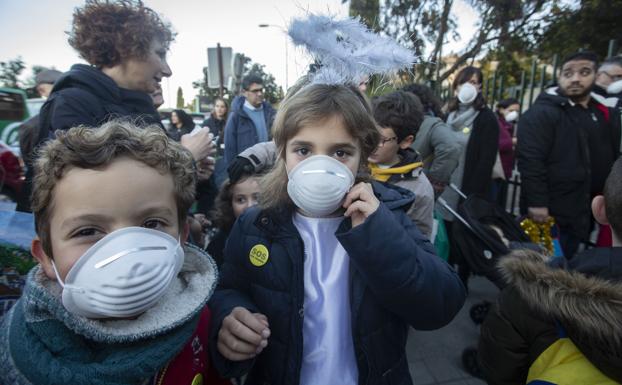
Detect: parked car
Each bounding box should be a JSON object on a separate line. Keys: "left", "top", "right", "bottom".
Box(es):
{"left": 0, "top": 88, "right": 29, "bottom": 146}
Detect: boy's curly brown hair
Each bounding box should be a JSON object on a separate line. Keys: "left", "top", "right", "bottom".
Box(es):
{"left": 68, "top": 0, "right": 175, "bottom": 67}
{"left": 32, "top": 121, "right": 196, "bottom": 258}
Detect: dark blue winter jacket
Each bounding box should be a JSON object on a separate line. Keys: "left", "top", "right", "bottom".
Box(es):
{"left": 223, "top": 96, "right": 276, "bottom": 166}
{"left": 209, "top": 181, "right": 466, "bottom": 385}
{"left": 38, "top": 64, "right": 162, "bottom": 142}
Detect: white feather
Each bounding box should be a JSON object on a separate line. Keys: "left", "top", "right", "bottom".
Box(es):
{"left": 288, "top": 13, "right": 415, "bottom": 85}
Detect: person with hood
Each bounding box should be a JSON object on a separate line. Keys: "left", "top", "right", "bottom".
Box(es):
{"left": 401, "top": 83, "right": 460, "bottom": 196}
{"left": 368, "top": 90, "right": 435, "bottom": 239}
{"left": 516, "top": 51, "right": 620, "bottom": 258}
{"left": 478, "top": 157, "right": 622, "bottom": 384}
{"left": 223, "top": 75, "right": 276, "bottom": 166}
{"left": 35, "top": 0, "right": 214, "bottom": 166}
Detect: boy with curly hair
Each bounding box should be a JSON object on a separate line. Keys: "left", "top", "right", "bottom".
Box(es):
{"left": 0, "top": 121, "right": 228, "bottom": 385}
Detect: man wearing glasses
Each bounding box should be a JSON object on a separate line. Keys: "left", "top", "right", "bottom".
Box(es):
{"left": 224, "top": 75, "right": 276, "bottom": 166}
{"left": 517, "top": 51, "right": 620, "bottom": 258}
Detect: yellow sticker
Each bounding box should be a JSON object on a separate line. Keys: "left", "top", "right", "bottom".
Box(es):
{"left": 462, "top": 127, "right": 471, "bottom": 134}
{"left": 249, "top": 244, "right": 269, "bottom": 267}
{"left": 191, "top": 373, "right": 203, "bottom": 385}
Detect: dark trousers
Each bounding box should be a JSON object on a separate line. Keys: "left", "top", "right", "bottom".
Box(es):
{"left": 559, "top": 225, "right": 582, "bottom": 259}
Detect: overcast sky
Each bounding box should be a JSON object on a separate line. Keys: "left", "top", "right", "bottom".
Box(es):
{"left": 1, "top": 0, "right": 477, "bottom": 109}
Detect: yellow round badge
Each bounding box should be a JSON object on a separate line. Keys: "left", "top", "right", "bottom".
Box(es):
{"left": 191, "top": 373, "right": 203, "bottom": 385}
{"left": 249, "top": 244, "right": 269, "bottom": 267}
{"left": 462, "top": 126, "right": 471, "bottom": 134}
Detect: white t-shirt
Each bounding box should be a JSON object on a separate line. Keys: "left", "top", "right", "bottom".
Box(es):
{"left": 293, "top": 212, "right": 358, "bottom": 385}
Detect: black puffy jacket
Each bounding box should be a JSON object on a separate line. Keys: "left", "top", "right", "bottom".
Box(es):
{"left": 209, "top": 181, "right": 466, "bottom": 385}
{"left": 38, "top": 64, "right": 162, "bottom": 142}
{"left": 516, "top": 88, "right": 619, "bottom": 239}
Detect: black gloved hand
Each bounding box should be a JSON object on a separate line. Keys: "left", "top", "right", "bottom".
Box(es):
{"left": 227, "top": 156, "right": 255, "bottom": 183}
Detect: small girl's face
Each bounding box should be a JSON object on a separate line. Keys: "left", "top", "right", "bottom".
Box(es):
{"left": 231, "top": 177, "right": 260, "bottom": 218}
{"left": 285, "top": 115, "right": 361, "bottom": 177}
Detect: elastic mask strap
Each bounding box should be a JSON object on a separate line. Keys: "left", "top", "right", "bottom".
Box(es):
{"left": 50, "top": 259, "right": 66, "bottom": 288}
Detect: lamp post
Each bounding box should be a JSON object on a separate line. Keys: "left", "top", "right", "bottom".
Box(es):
{"left": 258, "top": 23, "right": 289, "bottom": 90}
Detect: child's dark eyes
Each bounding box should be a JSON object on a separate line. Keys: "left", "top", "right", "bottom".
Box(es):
{"left": 334, "top": 149, "right": 351, "bottom": 158}
{"left": 143, "top": 219, "right": 167, "bottom": 229}
{"left": 295, "top": 147, "right": 310, "bottom": 156}
{"left": 234, "top": 197, "right": 247, "bottom": 204}
{"left": 71, "top": 227, "right": 102, "bottom": 238}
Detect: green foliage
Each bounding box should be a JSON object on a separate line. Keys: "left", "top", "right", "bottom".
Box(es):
{"left": 176, "top": 86, "right": 185, "bottom": 109}
{"left": 0, "top": 60, "right": 57, "bottom": 98}
{"left": 0, "top": 57, "right": 26, "bottom": 88}
{"left": 245, "top": 63, "right": 283, "bottom": 104}
{"left": 0, "top": 244, "right": 36, "bottom": 275}
{"left": 349, "top": 0, "right": 381, "bottom": 30}
{"left": 536, "top": 0, "right": 622, "bottom": 59}
{"left": 192, "top": 53, "right": 282, "bottom": 105}
{"left": 192, "top": 66, "right": 232, "bottom": 101}
{"left": 378, "top": 0, "right": 554, "bottom": 85}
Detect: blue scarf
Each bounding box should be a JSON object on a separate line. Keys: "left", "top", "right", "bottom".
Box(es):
{"left": 1, "top": 245, "right": 216, "bottom": 385}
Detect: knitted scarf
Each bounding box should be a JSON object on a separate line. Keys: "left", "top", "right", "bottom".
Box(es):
{"left": 1, "top": 245, "right": 217, "bottom": 385}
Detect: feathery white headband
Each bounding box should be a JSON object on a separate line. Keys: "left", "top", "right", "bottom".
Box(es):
{"left": 288, "top": 13, "right": 415, "bottom": 86}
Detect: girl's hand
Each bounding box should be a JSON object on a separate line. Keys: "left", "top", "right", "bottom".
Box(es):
{"left": 217, "top": 307, "right": 271, "bottom": 361}
{"left": 342, "top": 182, "right": 379, "bottom": 228}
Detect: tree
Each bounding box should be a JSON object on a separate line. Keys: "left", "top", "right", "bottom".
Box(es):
{"left": 536, "top": 0, "right": 622, "bottom": 59}
{"left": 0, "top": 57, "right": 26, "bottom": 88}
{"left": 192, "top": 53, "right": 283, "bottom": 105}
{"left": 245, "top": 63, "right": 283, "bottom": 104}
{"left": 377, "top": 0, "right": 554, "bottom": 85}
{"left": 176, "top": 87, "right": 184, "bottom": 109}
{"left": 348, "top": 0, "right": 380, "bottom": 30}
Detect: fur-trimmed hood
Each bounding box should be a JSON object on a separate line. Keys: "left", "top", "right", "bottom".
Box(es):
{"left": 498, "top": 248, "right": 622, "bottom": 380}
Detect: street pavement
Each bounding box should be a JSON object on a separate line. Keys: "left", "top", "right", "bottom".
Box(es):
{"left": 406, "top": 276, "right": 499, "bottom": 385}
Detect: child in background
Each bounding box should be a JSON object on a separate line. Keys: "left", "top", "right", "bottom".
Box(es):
{"left": 0, "top": 122, "right": 228, "bottom": 385}
{"left": 369, "top": 90, "right": 435, "bottom": 238}
{"left": 207, "top": 170, "right": 261, "bottom": 267}
{"left": 209, "top": 84, "right": 466, "bottom": 385}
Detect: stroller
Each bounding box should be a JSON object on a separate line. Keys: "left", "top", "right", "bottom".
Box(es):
{"left": 438, "top": 184, "right": 533, "bottom": 291}
{"left": 438, "top": 185, "right": 537, "bottom": 379}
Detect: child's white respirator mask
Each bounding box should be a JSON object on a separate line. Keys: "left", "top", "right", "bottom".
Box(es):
{"left": 287, "top": 155, "right": 355, "bottom": 217}
{"left": 51, "top": 227, "right": 184, "bottom": 319}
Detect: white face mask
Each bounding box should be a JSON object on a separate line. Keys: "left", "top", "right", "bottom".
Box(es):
{"left": 458, "top": 83, "right": 478, "bottom": 104}
{"left": 607, "top": 79, "right": 622, "bottom": 95}
{"left": 52, "top": 227, "right": 184, "bottom": 319}
{"left": 287, "top": 155, "right": 355, "bottom": 217}
{"left": 504, "top": 110, "right": 519, "bottom": 123}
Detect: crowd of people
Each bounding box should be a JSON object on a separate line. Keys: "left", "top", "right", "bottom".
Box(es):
{"left": 1, "top": 1, "right": 621, "bottom": 385}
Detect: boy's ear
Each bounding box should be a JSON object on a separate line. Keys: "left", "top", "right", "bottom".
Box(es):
{"left": 592, "top": 195, "right": 609, "bottom": 225}
{"left": 399, "top": 135, "right": 415, "bottom": 150}
{"left": 181, "top": 221, "right": 190, "bottom": 243}
{"left": 31, "top": 237, "right": 56, "bottom": 280}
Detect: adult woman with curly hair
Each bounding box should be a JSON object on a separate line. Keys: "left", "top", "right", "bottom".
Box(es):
{"left": 23, "top": 0, "right": 215, "bottom": 212}
{"left": 39, "top": 0, "right": 174, "bottom": 138}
